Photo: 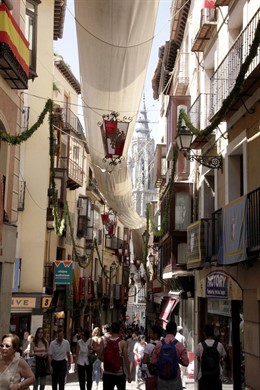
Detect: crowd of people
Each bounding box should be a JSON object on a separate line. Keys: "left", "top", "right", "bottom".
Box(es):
{"left": 0, "top": 321, "right": 226, "bottom": 390}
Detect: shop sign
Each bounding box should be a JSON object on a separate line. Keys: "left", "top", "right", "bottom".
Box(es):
{"left": 54, "top": 261, "right": 73, "bottom": 285}
{"left": 41, "top": 297, "right": 52, "bottom": 308}
{"left": 208, "top": 299, "right": 231, "bottom": 317}
{"left": 206, "top": 271, "right": 228, "bottom": 299}
{"left": 11, "top": 297, "right": 36, "bottom": 308}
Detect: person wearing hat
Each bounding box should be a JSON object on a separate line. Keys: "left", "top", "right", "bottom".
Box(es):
{"left": 175, "top": 325, "right": 187, "bottom": 388}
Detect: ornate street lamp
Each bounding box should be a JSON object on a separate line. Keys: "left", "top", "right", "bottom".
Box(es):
{"left": 176, "top": 125, "right": 222, "bottom": 170}
{"left": 98, "top": 111, "right": 132, "bottom": 166}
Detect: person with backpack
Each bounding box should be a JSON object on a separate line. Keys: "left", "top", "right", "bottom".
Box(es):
{"left": 142, "top": 325, "right": 163, "bottom": 390}
{"left": 97, "top": 322, "right": 131, "bottom": 390}
{"left": 151, "top": 321, "right": 189, "bottom": 390}
{"left": 195, "top": 324, "right": 226, "bottom": 390}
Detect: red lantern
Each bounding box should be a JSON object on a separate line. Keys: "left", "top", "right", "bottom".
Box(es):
{"left": 101, "top": 209, "right": 117, "bottom": 236}
{"left": 98, "top": 112, "right": 132, "bottom": 165}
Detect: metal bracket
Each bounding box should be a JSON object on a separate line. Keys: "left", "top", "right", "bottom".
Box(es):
{"left": 187, "top": 154, "right": 223, "bottom": 170}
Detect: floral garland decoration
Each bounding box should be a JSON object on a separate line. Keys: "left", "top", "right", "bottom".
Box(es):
{"left": 178, "top": 19, "right": 260, "bottom": 137}
{"left": 0, "top": 98, "right": 53, "bottom": 144}
{"left": 148, "top": 146, "right": 178, "bottom": 239}
{"left": 0, "top": 97, "right": 89, "bottom": 268}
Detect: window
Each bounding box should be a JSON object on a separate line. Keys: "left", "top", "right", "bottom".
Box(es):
{"left": 175, "top": 192, "right": 191, "bottom": 230}
{"left": 25, "top": 0, "right": 40, "bottom": 79}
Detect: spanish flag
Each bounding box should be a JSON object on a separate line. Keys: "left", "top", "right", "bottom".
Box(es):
{"left": 0, "top": 4, "right": 29, "bottom": 75}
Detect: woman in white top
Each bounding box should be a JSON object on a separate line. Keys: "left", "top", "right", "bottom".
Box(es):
{"left": 133, "top": 335, "right": 146, "bottom": 382}
{"left": 91, "top": 327, "right": 102, "bottom": 390}
{"left": 75, "top": 329, "right": 93, "bottom": 390}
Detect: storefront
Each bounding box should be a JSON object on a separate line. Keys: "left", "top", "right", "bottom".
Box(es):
{"left": 196, "top": 270, "right": 243, "bottom": 388}
{"left": 11, "top": 293, "right": 53, "bottom": 339}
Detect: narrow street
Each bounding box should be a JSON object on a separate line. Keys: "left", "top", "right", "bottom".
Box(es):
{"left": 43, "top": 370, "right": 196, "bottom": 390}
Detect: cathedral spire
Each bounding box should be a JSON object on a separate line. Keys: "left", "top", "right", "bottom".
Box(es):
{"left": 135, "top": 93, "right": 150, "bottom": 138}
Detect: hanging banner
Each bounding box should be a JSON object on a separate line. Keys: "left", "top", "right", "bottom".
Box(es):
{"left": 54, "top": 261, "right": 73, "bottom": 285}
{"left": 187, "top": 220, "right": 207, "bottom": 269}
{"left": 221, "top": 195, "right": 247, "bottom": 265}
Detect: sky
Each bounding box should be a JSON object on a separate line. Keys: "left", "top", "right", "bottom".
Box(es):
{"left": 54, "top": 0, "right": 172, "bottom": 144}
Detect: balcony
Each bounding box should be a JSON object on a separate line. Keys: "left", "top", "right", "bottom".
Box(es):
{"left": 172, "top": 52, "right": 190, "bottom": 96}
{"left": 170, "top": 0, "right": 191, "bottom": 47}
{"left": 210, "top": 9, "right": 260, "bottom": 118}
{"left": 105, "top": 236, "right": 128, "bottom": 252}
{"left": 160, "top": 40, "right": 180, "bottom": 95}
{"left": 191, "top": 8, "right": 217, "bottom": 52}
{"left": 53, "top": 106, "right": 85, "bottom": 189}
{"left": 0, "top": 4, "right": 29, "bottom": 89}
{"left": 188, "top": 93, "right": 214, "bottom": 149}
{"left": 154, "top": 144, "right": 166, "bottom": 188}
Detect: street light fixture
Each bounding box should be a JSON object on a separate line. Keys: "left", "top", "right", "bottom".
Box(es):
{"left": 175, "top": 125, "right": 223, "bottom": 170}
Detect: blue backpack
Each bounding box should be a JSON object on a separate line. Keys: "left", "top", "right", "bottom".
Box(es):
{"left": 157, "top": 339, "right": 179, "bottom": 380}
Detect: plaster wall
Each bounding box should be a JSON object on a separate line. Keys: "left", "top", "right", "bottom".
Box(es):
{"left": 18, "top": 1, "right": 55, "bottom": 292}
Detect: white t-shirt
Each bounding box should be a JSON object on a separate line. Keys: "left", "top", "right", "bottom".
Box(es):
{"left": 133, "top": 342, "right": 145, "bottom": 360}
{"left": 76, "top": 338, "right": 91, "bottom": 366}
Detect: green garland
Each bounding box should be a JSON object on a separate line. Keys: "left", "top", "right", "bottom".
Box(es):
{"left": 0, "top": 20, "right": 258, "bottom": 269}
{"left": 0, "top": 99, "right": 53, "bottom": 144}
{"left": 178, "top": 19, "right": 260, "bottom": 137}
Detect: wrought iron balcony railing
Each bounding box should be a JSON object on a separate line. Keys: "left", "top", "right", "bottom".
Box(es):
{"left": 188, "top": 93, "right": 211, "bottom": 130}
{"left": 210, "top": 8, "right": 260, "bottom": 117}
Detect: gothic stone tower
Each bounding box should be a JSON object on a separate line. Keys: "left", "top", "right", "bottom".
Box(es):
{"left": 129, "top": 95, "right": 157, "bottom": 217}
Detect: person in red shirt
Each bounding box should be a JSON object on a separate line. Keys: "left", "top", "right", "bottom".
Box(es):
{"left": 151, "top": 321, "right": 189, "bottom": 390}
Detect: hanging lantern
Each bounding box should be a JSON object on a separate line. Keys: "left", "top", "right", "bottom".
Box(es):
{"left": 98, "top": 111, "right": 132, "bottom": 166}
{"left": 101, "top": 209, "right": 117, "bottom": 236}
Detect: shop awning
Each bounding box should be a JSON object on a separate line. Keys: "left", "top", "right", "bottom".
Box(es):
{"left": 159, "top": 297, "right": 179, "bottom": 329}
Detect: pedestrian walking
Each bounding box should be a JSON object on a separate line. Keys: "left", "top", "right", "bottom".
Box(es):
{"left": 0, "top": 333, "right": 35, "bottom": 389}
{"left": 195, "top": 324, "right": 226, "bottom": 390}
{"left": 133, "top": 335, "right": 146, "bottom": 382}
{"left": 71, "top": 327, "right": 82, "bottom": 355}
{"left": 75, "top": 329, "right": 93, "bottom": 390}
{"left": 175, "top": 326, "right": 187, "bottom": 388}
{"left": 91, "top": 327, "right": 102, "bottom": 390}
{"left": 22, "top": 333, "right": 34, "bottom": 367}
{"left": 30, "top": 327, "right": 49, "bottom": 390}
{"left": 142, "top": 325, "right": 163, "bottom": 390}
{"left": 48, "top": 329, "right": 71, "bottom": 390}
{"left": 151, "top": 321, "right": 189, "bottom": 390}
{"left": 126, "top": 332, "right": 138, "bottom": 381}
{"left": 97, "top": 322, "right": 131, "bottom": 390}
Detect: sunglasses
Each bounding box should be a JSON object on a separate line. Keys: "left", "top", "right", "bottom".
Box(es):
{"left": 0, "top": 343, "right": 12, "bottom": 349}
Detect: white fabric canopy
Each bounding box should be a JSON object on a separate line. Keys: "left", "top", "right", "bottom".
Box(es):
{"left": 75, "top": 0, "right": 159, "bottom": 229}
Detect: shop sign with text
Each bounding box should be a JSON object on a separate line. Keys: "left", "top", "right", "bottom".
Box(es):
{"left": 54, "top": 261, "right": 73, "bottom": 285}
{"left": 11, "top": 297, "right": 36, "bottom": 308}
{"left": 206, "top": 271, "right": 228, "bottom": 299}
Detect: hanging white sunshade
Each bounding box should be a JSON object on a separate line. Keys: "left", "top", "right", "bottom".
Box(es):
{"left": 75, "top": 0, "right": 159, "bottom": 229}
